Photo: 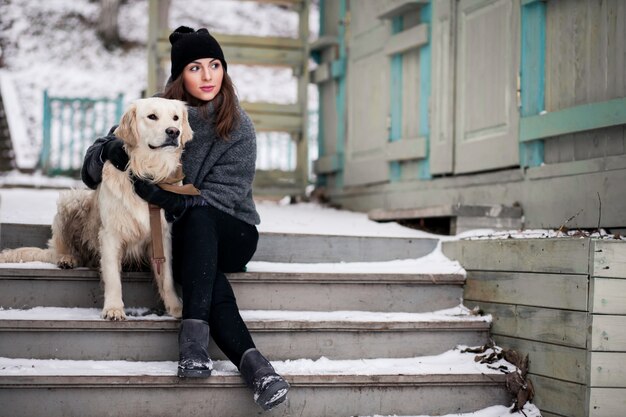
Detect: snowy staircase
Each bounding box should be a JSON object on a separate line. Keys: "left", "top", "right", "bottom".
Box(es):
{"left": 0, "top": 223, "right": 512, "bottom": 416}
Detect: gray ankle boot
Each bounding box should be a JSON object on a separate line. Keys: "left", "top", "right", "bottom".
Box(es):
{"left": 239, "top": 348, "right": 290, "bottom": 411}
{"left": 178, "top": 319, "right": 213, "bottom": 378}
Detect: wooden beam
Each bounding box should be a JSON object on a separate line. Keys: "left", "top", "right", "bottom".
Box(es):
{"left": 377, "top": 0, "right": 429, "bottom": 20}
{"left": 465, "top": 271, "right": 588, "bottom": 311}
{"left": 369, "top": 204, "right": 523, "bottom": 221}
{"left": 385, "top": 136, "right": 427, "bottom": 161}
{"left": 590, "top": 278, "right": 626, "bottom": 314}
{"left": 591, "top": 315, "right": 626, "bottom": 351}
{"left": 309, "top": 35, "right": 338, "bottom": 52}
{"left": 314, "top": 154, "right": 341, "bottom": 175}
{"left": 442, "top": 239, "right": 591, "bottom": 274}
{"left": 590, "top": 352, "right": 626, "bottom": 387}
{"left": 240, "top": 102, "right": 301, "bottom": 115}
{"left": 592, "top": 240, "right": 626, "bottom": 278}
{"left": 520, "top": 97, "right": 626, "bottom": 142}
{"left": 384, "top": 24, "right": 429, "bottom": 56}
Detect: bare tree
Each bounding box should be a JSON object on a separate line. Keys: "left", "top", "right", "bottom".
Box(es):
{"left": 98, "top": 0, "right": 122, "bottom": 50}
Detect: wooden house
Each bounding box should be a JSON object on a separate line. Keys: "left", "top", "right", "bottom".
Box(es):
{"left": 312, "top": 0, "right": 626, "bottom": 233}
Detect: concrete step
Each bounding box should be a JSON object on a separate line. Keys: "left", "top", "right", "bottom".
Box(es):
{"left": 0, "top": 307, "right": 490, "bottom": 361}
{"left": 0, "top": 266, "right": 465, "bottom": 313}
{"left": 0, "top": 353, "right": 512, "bottom": 417}
{"left": 0, "top": 223, "right": 439, "bottom": 263}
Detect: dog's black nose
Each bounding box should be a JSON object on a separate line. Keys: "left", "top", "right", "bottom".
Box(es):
{"left": 166, "top": 127, "right": 180, "bottom": 138}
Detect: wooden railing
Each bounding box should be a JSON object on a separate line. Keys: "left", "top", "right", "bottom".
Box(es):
{"left": 40, "top": 90, "right": 124, "bottom": 176}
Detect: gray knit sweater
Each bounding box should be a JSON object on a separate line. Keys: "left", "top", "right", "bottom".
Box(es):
{"left": 81, "top": 102, "right": 261, "bottom": 225}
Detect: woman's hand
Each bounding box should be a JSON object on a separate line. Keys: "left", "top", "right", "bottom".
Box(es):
{"left": 132, "top": 176, "right": 189, "bottom": 218}
{"left": 102, "top": 138, "right": 129, "bottom": 171}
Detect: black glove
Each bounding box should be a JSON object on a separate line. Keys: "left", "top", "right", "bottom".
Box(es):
{"left": 102, "top": 138, "right": 129, "bottom": 171}
{"left": 132, "top": 177, "right": 189, "bottom": 218}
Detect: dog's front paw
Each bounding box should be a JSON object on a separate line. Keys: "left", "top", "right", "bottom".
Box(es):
{"left": 57, "top": 254, "right": 77, "bottom": 269}
{"left": 166, "top": 299, "right": 183, "bottom": 319}
{"left": 102, "top": 307, "right": 127, "bottom": 321}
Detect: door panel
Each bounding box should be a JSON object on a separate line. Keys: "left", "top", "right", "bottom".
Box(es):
{"left": 344, "top": 1, "right": 390, "bottom": 187}
{"left": 454, "top": 0, "right": 520, "bottom": 174}
{"left": 430, "top": 0, "right": 456, "bottom": 175}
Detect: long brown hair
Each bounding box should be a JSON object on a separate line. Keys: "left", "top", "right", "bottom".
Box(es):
{"left": 162, "top": 70, "right": 240, "bottom": 140}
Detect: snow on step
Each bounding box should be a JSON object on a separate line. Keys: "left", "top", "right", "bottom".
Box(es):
{"left": 247, "top": 248, "right": 465, "bottom": 275}
{"left": 365, "top": 403, "right": 542, "bottom": 417}
{"left": 0, "top": 346, "right": 513, "bottom": 377}
{"left": 0, "top": 305, "right": 489, "bottom": 323}
{"left": 0, "top": 248, "right": 464, "bottom": 275}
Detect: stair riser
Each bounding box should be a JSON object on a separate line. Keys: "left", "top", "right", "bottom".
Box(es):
{"left": 0, "top": 278, "right": 464, "bottom": 313}
{"left": 0, "top": 328, "right": 489, "bottom": 361}
{"left": 0, "top": 224, "right": 438, "bottom": 263}
{"left": 0, "top": 384, "right": 511, "bottom": 417}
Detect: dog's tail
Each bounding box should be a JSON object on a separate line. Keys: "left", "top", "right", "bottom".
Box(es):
{"left": 0, "top": 247, "right": 56, "bottom": 264}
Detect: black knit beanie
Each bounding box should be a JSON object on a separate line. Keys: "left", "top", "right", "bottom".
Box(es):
{"left": 169, "top": 26, "right": 227, "bottom": 81}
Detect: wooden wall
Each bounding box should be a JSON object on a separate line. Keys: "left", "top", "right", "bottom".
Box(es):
{"left": 543, "top": 0, "right": 626, "bottom": 164}
{"left": 443, "top": 238, "right": 626, "bottom": 417}
{"left": 313, "top": 0, "right": 626, "bottom": 230}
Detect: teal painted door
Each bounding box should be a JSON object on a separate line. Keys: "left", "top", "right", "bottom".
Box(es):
{"left": 453, "top": 0, "right": 520, "bottom": 174}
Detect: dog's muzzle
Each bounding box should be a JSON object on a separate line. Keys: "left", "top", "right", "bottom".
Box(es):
{"left": 149, "top": 128, "right": 180, "bottom": 149}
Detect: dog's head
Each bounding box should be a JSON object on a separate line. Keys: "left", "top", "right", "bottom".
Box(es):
{"left": 113, "top": 98, "right": 193, "bottom": 182}
{"left": 115, "top": 97, "right": 193, "bottom": 151}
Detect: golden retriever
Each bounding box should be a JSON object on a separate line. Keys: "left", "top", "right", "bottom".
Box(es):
{"left": 0, "top": 97, "right": 192, "bottom": 320}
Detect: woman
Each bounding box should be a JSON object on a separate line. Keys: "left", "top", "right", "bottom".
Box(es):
{"left": 81, "top": 26, "right": 290, "bottom": 411}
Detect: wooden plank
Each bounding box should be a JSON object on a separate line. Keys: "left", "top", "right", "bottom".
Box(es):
{"left": 156, "top": 39, "right": 303, "bottom": 67}
{"left": 377, "top": 0, "right": 428, "bottom": 20}
{"left": 213, "top": 33, "right": 304, "bottom": 49}
{"left": 590, "top": 352, "right": 626, "bottom": 387}
{"left": 466, "top": 301, "right": 589, "bottom": 348}
{"left": 591, "top": 315, "right": 626, "bottom": 351}
{"left": 246, "top": 112, "right": 302, "bottom": 133}
{"left": 343, "top": 158, "right": 389, "bottom": 187}
{"left": 385, "top": 137, "right": 427, "bottom": 161}
{"left": 309, "top": 35, "right": 338, "bottom": 53}
{"left": 589, "top": 388, "right": 626, "bottom": 417}
{"left": 384, "top": 23, "right": 429, "bottom": 55}
{"left": 310, "top": 62, "right": 331, "bottom": 84}
{"left": 495, "top": 335, "right": 587, "bottom": 384}
{"left": 527, "top": 154, "right": 626, "bottom": 180}
{"left": 370, "top": 204, "right": 523, "bottom": 221}
{"left": 465, "top": 271, "right": 588, "bottom": 311}
{"left": 240, "top": 102, "right": 300, "bottom": 115}
{"left": 590, "top": 278, "right": 626, "bottom": 314}
{"left": 442, "top": 238, "right": 591, "bottom": 274}
{"left": 313, "top": 153, "right": 341, "bottom": 175}
{"left": 591, "top": 240, "right": 626, "bottom": 278}
{"left": 520, "top": 97, "right": 626, "bottom": 142}
{"left": 530, "top": 374, "right": 587, "bottom": 417}
{"left": 222, "top": 45, "right": 304, "bottom": 67}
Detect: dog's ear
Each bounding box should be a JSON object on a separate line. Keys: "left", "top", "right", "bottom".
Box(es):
{"left": 114, "top": 103, "right": 139, "bottom": 148}
{"left": 180, "top": 105, "right": 193, "bottom": 146}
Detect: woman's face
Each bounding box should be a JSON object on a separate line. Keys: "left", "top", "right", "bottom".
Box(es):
{"left": 182, "top": 58, "right": 224, "bottom": 102}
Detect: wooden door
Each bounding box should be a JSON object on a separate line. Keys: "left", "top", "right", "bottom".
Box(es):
{"left": 343, "top": 1, "right": 390, "bottom": 187}
{"left": 453, "top": 0, "right": 520, "bottom": 174}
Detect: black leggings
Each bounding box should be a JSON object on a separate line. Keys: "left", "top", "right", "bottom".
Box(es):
{"left": 171, "top": 205, "right": 257, "bottom": 366}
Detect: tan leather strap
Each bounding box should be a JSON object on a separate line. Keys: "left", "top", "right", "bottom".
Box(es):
{"left": 149, "top": 204, "right": 165, "bottom": 275}
{"left": 158, "top": 183, "right": 200, "bottom": 195}
{"left": 144, "top": 167, "right": 200, "bottom": 275}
